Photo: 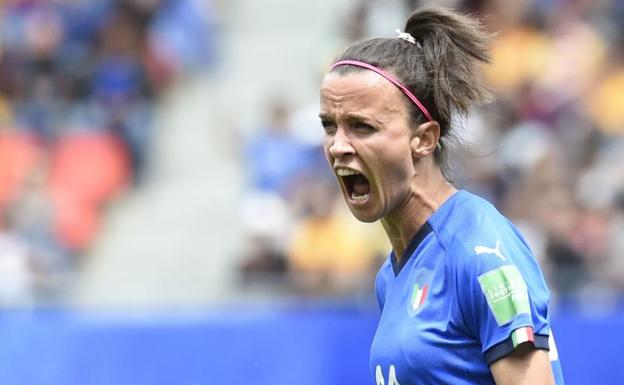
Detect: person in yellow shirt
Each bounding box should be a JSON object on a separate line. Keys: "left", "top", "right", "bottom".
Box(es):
{"left": 288, "top": 177, "right": 388, "bottom": 295}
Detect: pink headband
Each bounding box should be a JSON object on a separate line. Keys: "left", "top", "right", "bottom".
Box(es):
{"left": 331, "top": 60, "right": 433, "bottom": 122}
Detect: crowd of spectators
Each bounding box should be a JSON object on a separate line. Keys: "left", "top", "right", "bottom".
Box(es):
{"left": 0, "top": 0, "right": 218, "bottom": 304}
{"left": 2, "top": 0, "right": 622, "bottom": 305}
{"left": 238, "top": 0, "right": 624, "bottom": 301}
{"left": 461, "top": 0, "right": 624, "bottom": 298}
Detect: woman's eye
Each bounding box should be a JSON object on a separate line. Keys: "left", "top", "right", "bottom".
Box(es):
{"left": 321, "top": 121, "right": 337, "bottom": 134}
{"left": 354, "top": 122, "right": 374, "bottom": 132}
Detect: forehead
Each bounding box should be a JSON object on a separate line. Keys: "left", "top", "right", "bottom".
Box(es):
{"left": 320, "top": 71, "right": 406, "bottom": 118}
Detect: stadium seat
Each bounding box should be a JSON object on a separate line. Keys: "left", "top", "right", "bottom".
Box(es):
{"left": 0, "top": 132, "right": 43, "bottom": 214}
{"left": 49, "top": 133, "right": 130, "bottom": 206}
{"left": 49, "top": 133, "right": 130, "bottom": 250}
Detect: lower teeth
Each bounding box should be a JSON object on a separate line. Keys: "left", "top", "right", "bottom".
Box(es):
{"left": 351, "top": 192, "right": 368, "bottom": 201}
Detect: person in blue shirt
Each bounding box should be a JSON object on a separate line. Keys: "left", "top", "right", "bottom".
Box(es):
{"left": 318, "top": 6, "right": 564, "bottom": 385}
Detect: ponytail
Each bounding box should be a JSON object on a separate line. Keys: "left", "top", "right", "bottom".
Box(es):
{"left": 404, "top": 7, "right": 492, "bottom": 126}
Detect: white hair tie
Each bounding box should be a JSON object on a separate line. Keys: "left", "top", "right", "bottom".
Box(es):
{"left": 395, "top": 29, "right": 416, "bottom": 45}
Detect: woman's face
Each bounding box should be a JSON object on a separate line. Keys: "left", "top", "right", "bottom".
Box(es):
{"left": 320, "top": 71, "right": 416, "bottom": 223}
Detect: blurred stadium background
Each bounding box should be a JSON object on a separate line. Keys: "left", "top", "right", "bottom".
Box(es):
{"left": 0, "top": 0, "right": 623, "bottom": 383}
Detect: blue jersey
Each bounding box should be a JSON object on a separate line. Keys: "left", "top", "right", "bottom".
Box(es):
{"left": 370, "top": 190, "right": 564, "bottom": 385}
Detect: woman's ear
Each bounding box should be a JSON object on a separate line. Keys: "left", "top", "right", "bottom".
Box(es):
{"left": 410, "top": 121, "right": 441, "bottom": 159}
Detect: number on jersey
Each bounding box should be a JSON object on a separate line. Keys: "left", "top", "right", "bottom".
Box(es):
{"left": 376, "top": 365, "right": 400, "bottom": 385}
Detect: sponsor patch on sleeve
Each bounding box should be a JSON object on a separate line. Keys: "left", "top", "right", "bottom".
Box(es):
{"left": 478, "top": 265, "right": 530, "bottom": 326}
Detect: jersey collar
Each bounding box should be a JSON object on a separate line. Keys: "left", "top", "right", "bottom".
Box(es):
{"left": 390, "top": 222, "right": 433, "bottom": 276}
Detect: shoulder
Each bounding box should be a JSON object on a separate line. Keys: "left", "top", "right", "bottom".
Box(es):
{"left": 427, "top": 194, "right": 555, "bottom": 366}
{"left": 429, "top": 190, "right": 547, "bottom": 299}
{"left": 429, "top": 190, "right": 525, "bottom": 265}
{"left": 430, "top": 191, "right": 551, "bottom": 321}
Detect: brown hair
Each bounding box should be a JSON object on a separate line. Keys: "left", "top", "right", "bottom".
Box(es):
{"left": 331, "top": 6, "right": 492, "bottom": 171}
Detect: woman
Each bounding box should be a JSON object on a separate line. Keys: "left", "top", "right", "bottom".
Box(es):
{"left": 319, "top": 6, "right": 564, "bottom": 385}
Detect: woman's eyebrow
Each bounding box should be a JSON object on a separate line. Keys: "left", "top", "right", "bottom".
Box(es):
{"left": 319, "top": 112, "right": 382, "bottom": 126}
{"left": 344, "top": 112, "right": 382, "bottom": 125}
{"left": 318, "top": 113, "right": 334, "bottom": 121}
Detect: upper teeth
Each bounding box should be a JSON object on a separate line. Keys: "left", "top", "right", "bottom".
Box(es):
{"left": 336, "top": 168, "right": 360, "bottom": 176}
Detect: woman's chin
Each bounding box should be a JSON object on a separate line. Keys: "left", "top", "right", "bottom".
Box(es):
{"left": 347, "top": 202, "right": 381, "bottom": 223}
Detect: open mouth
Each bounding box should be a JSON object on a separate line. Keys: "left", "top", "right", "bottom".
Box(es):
{"left": 336, "top": 168, "right": 371, "bottom": 202}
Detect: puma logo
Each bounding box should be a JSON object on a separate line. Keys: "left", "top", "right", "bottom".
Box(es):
{"left": 474, "top": 240, "right": 506, "bottom": 261}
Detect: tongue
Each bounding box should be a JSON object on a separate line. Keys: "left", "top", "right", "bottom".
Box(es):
{"left": 352, "top": 174, "right": 370, "bottom": 195}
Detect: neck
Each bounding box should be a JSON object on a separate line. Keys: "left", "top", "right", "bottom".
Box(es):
{"left": 381, "top": 166, "right": 456, "bottom": 262}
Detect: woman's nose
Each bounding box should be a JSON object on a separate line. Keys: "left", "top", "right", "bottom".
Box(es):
{"left": 329, "top": 129, "right": 355, "bottom": 159}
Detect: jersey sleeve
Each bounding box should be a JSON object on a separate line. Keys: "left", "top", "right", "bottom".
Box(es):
{"left": 454, "top": 221, "right": 552, "bottom": 365}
